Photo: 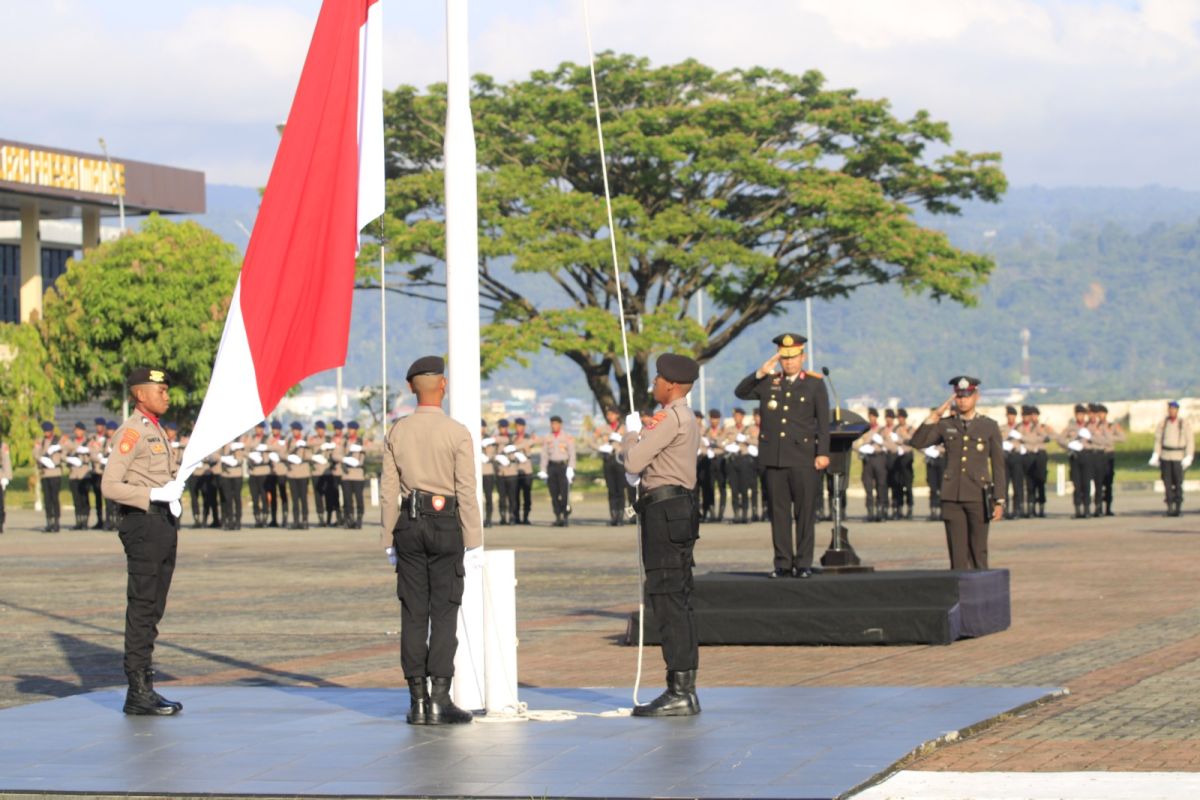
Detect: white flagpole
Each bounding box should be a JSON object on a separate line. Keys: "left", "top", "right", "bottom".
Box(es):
{"left": 380, "top": 239, "right": 387, "bottom": 452}
{"left": 445, "top": 0, "right": 488, "bottom": 713}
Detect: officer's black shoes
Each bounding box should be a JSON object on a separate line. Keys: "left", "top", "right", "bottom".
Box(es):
{"left": 427, "top": 677, "right": 473, "bottom": 724}
{"left": 143, "top": 668, "right": 183, "bottom": 712}
{"left": 123, "top": 671, "right": 180, "bottom": 716}
{"left": 632, "top": 670, "right": 700, "bottom": 718}
{"left": 792, "top": 567, "right": 813, "bottom": 579}
{"left": 768, "top": 568, "right": 789, "bottom": 579}
{"left": 405, "top": 676, "right": 430, "bottom": 725}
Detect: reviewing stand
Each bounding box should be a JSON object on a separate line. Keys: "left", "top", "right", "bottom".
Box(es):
{"left": 820, "top": 409, "right": 872, "bottom": 574}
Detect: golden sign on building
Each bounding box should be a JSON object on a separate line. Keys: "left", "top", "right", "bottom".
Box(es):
{"left": 0, "top": 144, "right": 125, "bottom": 197}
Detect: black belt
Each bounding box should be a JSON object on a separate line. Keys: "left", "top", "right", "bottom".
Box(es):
{"left": 119, "top": 501, "right": 173, "bottom": 517}
{"left": 635, "top": 484, "right": 692, "bottom": 514}
{"left": 401, "top": 489, "right": 458, "bottom": 519}
{"left": 1162, "top": 446, "right": 1185, "bottom": 451}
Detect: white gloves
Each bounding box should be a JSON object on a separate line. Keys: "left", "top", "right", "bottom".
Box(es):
{"left": 171, "top": 441, "right": 181, "bottom": 449}
{"left": 1184, "top": 456, "right": 1194, "bottom": 470}
{"left": 514, "top": 452, "right": 528, "bottom": 463}
{"left": 503, "top": 444, "right": 517, "bottom": 454}
{"left": 464, "top": 547, "right": 486, "bottom": 571}
{"left": 101, "top": 457, "right": 108, "bottom": 466}
{"left": 480, "top": 437, "right": 495, "bottom": 447}
{"left": 1002, "top": 441, "right": 1013, "bottom": 453}
{"left": 598, "top": 444, "right": 614, "bottom": 454}
{"left": 47, "top": 444, "right": 62, "bottom": 455}
{"left": 923, "top": 446, "right": 940, "bottom": 459}
{"left": 706, "top": 448, "right": 715, "bottom": 459}
{"left": 566, "top": 467, "right": 575, "bottom": 482}
{"left": 229, "top": 441, "right": 245, "bottom": 451}
{"left": 724, "top": 443, "right": 740, "bottom": 454}
{"left": 494, "top": 454, "right": 510, "bottom": 467}
{"left": 1019, "top": 445, "right": 1028, "bottom": 455}
{"left": 269, "top": 451, "right": 281, "bottom": 463}
{"left": 479, "top": 452, "right": 490, "bottom": 464}
{"left": 150, "top": 481, "right": 184, "bottom": 504}
{"left": 221, "top": 455, "right": 239, "bottom": 467}
{"left": 40, "top": 456, "right": 56, "bottom": 469}
{"left": 872, "top": 433, "right": 884, "bottom": 445}
{"left": 343, "top": 456, "right": 360, "bottom": 468}
{"left": 66, "top": 456, "right": 83, "bottom": 467}
{"left": 311, "top": 454, "right": 328, "bottom": 465}
{"left": 256, "top": 444, "right": 269, "bottom": 452}
{"left": 75, "top": 445, "right": 90, "bottom": 454}
{"left": 747, "top": 445, "right": 759, "bottom": 457}
{"left": 896, "top": 446, "right": 906, "bottom": 456}
{"left": 321, "top": 442, "right": 336, "bottom": 451}
{"left": 736, "top": 433, "right": 748, "bottom": 444}
{"left": 1148, "top": 453, "right": 1159, "bottom": 467}
{"left": 1068, "top": 441, "right": 1084, "bottom": 452}
{"left": 1008, "top": 429, "right": 1022, "bottom": 440}
{"left": 349, "top": 444, "right": 363, "bottom": 453}
{"left": 701, "top": 437, "right": 711, "bottom": 447}
{"left": 890, "top": 431, "right": 901, "bottom": 443}
{"left": 625, "top": 471, "right": 641, "bottom": 487}
{"left": 609, "top": 432, "right": 623, "bottom": 442}
{"left": 1078, "top": 428, "right": 1092, "bottom": 440}
{"left": 385, "top": 546, "right": 397, "bottom": 567}
{"left": 537, "top": 470, "right": 549, "bottom": 480}
{"left": 0, "top": 478, "right": 8, "bottom": 490}
{"left": 625, "top": 413, "right": 642, "bottom": 434}
{"left": 859, "top": 445, "right": 875, "bottom": 456}
{"left": 248, "top": 451, "right": 263, "bottom": 464}
{"left": 287, "top": 454, "right": 303, "bottom": 465}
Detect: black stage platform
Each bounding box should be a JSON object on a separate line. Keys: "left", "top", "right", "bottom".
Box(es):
{"left": 628, "top": 570, "right": 1011, "bottom": 646}
{"left": 0, "top": 685, "right": 1057, "bottom": 799}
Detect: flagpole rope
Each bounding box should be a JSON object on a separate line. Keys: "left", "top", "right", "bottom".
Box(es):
{"left": 582, "top": 0, "right": 647, "bottom": 709}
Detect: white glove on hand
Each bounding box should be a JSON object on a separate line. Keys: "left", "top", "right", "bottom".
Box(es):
{"left": 736, "top": 433, "right": 748, "bottom": 444}
{"left": 537, "top": 470, "right": 549, "bottom": 480}
{"left": 625, "top": 413, "right": 642, "bottom": 434}
{"left": 66, "top": 456, "right": 83, "bottom": 467}
{"left": 321, "top": 442, "right": 335, "bottom": 451}
{"left": 221, "top": 455, "right": 239, "bottom": 467}
{"left": 349, "top": 444, "right": 363, "bottom": 453}
{"left": 896, "top": 446, "right": 906, "bottom": 456}
{"left": 494, "top": 454, "right": 510, "bottom": 467}
{"left": 311, "top": 454, "right": 328, "bottom": 465}
{"left": 1068, "top": 440, "right": 1084, "bottom": 452}
{"left": 515, "top": 452, "right": 528, "bottom": 463}
{"left": 859, "top": 445, "right": 875, "bottom": 456}
{"left": 75, "top": 445, "right": 90, "bottom": 455}
{"left": 464, "top": 547, "right": 485, "bottom": 571}
{"left": 1184, "top": 456, "right": 1194, "bottom": 470}
{"left": 0, "top": 478, "right": 8, "bottom": 490}
{"left": 1019, "top": 445, "right": 1027, "bottom": 455}
{"left": 101, "top": 457, "right": 108, "bottom": 466}
{"left": 287, "top": 454, "right": 303, "bottom": 465}
{"left": 504, "top": 444, "right": 517, "bottom": 454}
{"left": 1148, "top": 453, "right": 1159, "bottom": 467}
{"left": 343, "top": 456, "right": 360, "bottom": 468}
{"left": 609, "top": 432, "right": 623, "bottom": 442}
{"left": 872, "top": 433, "right": 884, "bottom": 445}
{"left": 890, "top": 431, "right": 901, "bottom": 443}
{"left": 248, "top": 451, "right": 263, "bottom": 464}
{"left": 566, "top": 467, "right": 575, "bottom": 482}
{"left": 701, "top": 437, "right": 711, "bottom": 447}
{"left": 479, "top": 452, "right": 490, "bottom": 464}
{"left": 598, "top": 444, "right": 614, "bottom": 454}
{"left": 923, "top": 446, "right": 940, "bottom": 459}
{"left": 47, "top": 444, "right": 62, "bottom": 455}
{"left": 724, "top": 443, "right": 740, "bottom": 454}
{"left": 1008, "top": 429, "right": 1022, "bottom": 440}
{"left": 747, "top": 445, "right": 759, "bottom": 457}
{"left": 625, "top": 471, "right": 641, "bottom": 487}
{"left": 1002, "top": 441, "right": 1013, "bottom": 453}
{"left": 386, "top": 546, "right": 397, "bottom": 567}
{"left": 40, "top": 456, "right": 56, "bottom": 469}
{"left": 1078, "top": 428, "right": 1092, "bottom": 440}
{"left": 149, "top": 481, "right": 184, "bottom": 504}
{"left": 706, "top": 448, "right": 715, "bottom": 459}
{"left": 171, "top": 441, "right": 181, "bottom": 449}
{"left": 256, "top": 444, "right": 268, "bottom": 452}
{"left": 229, "top": 441, "right": 244, "bottom": 451}
{"left": 269, "top": 451, "right": 281, "bottom": 463}
{"left": 480, "top": 437, "right": 495, "bottom": 447}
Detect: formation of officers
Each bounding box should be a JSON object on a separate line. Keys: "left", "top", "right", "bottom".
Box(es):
{"left": 30, "top": 417, "right": 377, "bottom": 534}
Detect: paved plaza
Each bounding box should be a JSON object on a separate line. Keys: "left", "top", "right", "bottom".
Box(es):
{"left": 1, "top": 489, "right": 1198, "bottom": 781}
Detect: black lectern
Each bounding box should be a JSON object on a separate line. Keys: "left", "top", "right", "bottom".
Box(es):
{"left": 820, "top": 409, "right": 874, "bottom": 573}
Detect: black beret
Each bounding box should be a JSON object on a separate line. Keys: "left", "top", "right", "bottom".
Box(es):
{"left": 1074, "top": 404, "right": 1087, "bottom": 413}
{"left": 107, "top": 420, "right": 118, "bottom": 429}
{"left": 1031, "top": 406, "right": 1041, "bottom": 415}
{"left": 897, "top": 408, "right": 908, "bottom": 417}
{"left": 1021, "top": 405, "right": 1035, "bottom": 415}
{"left": 290, "top": 421, "right": 303, "bottom": 430}
{"left": 406, "top": 355, "right": 445, "bottom": 382}
{"left": 550, "top": 415, "right": 563, "bottom": 423}
{"left": 657, "top": 353, "right": 699, "bottom": 383}
{"left": 884, "top": 408, "right": 896, "bottom": 418}
{"left": 1087, "top": 403, "right": 1100, "bottom": 413}
{"left": 74, "top": 421, "right": 86, "bottom": 430}
{"left": 128, "top": 367, "right": 169, "bottom": 387}
{"left": 497, "top": 418, "right": 510, "bottom": 427}
{"left": 733, "top": 407, "right": 746, "bottom": 415}
{"left": 867, "top": 407, "right": 879, "bottom": 416}
{"left": 708, "top": 408, "right": 721, "bottom": 418}
{"left": 1006, "top": 405, "right": 1018, "bottom": 415}
{"left": 94, "top": 417, "right": 107, "bottom": 425}
{"left": 1098, "top": 404, "right": 1108, "bottom": 413}
{"left": 314, "top": 420, "right": 326, "bottom": 429}
{"left": 693, "top": 410, "right": 703, "bottom": 418}
{"left": 347, "top": 421, "right": 360, "bottom": 429}
{"left": 332, "top": 420, "right": 344, "bottom": 430}
{"left": 41, "top": 421, "right": 54, "bottom": 432}
{"left": 514, "top": 418, "right": 526, "bottom": 426}
{"left": 165, "top": 421, "right": 178, "bottom": 431}
{"left": 270, "top": 421, "right": 283, "bottom": 429}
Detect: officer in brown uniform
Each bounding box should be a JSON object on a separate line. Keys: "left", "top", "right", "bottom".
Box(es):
{"left": 511, "top": 418, "right": 536, "bottom": 524}
{"left": 66, "top": 422, "right": 94, "bottom": 530}
{"left": 218, "top": 436, "right": 246, "bottom": 530}
{"left": 1058, "top": 404, "right": 1096, "bottom": 519}
{"left": 33, "top": 421, "right": 63, "bottom": 532}
{"left": 539, "top": 416, "right": 576, "bottom": 527}
{"left": 1095, "top": 404, "right": 1125, "bottom": 516}
{"left": 910, "top": 376, "right": 1006, "bottom": 570}
{"left": 1151, "top": 401, "right": 1194, "bottom": 516}
{"left": 89, "top": 417, "right": 109, "bottom": 529}
{"left": 480, "top": 420, "right": 499, "bottom": 528}
{"left": 492, "top": 419, "right": 517, "bottom": 524}
{"left": 1019, "top": 405, "right": 1053, "bottom": 518}
{"left": 0, "top": 438, "right": 11, "bottom": 533}
{"left": 341, "top": 421, "right": 368, "bottom": 528}
{"left": 286, "top": 421, "right": 313, "bottom": 528}
{"left": 101, "top": 368, "right": 185, "bottom": 715}
{"left": 593, "top": 406, "right": 631, "bottom": 526}
{"left": 622, "top": 353, "right": 702, "bottom": 717}
{"left": 267, "top": 420, "right": 289, "bottom": 527}
{"left": 246, "top": 422, "right": 272, "bottom": 527}
{"left": 380, "top": 356, "right": 481, "bottom": 726}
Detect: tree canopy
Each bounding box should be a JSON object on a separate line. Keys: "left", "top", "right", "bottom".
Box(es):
{"left": 39, "top": 215, "right": 241, "bottom": 422}
{"left": 364, "top": 53, "right": 1007, "bottom": 411}
{"left": 0, "top": 323, "right": 57, "bottom": 465}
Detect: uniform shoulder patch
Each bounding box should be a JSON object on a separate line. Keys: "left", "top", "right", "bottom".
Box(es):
{"left": 118, "top": 428, "right": 140, "bottom": 454}
{"left": 646, "top": 411, "right": 669, "bottom": 430}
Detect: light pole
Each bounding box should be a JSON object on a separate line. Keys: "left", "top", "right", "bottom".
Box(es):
{"left": 96, "top": 138, "right": 125, "bottom": 233}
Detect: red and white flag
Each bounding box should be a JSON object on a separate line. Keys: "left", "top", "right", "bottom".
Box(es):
{"left": 180, "top": 0, "right": 384, "bottom": 474}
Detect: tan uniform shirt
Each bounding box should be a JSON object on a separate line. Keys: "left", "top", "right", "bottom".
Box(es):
{"left": 540, "top": 431, "right": 576, "bottom": 470}
{"left": 480, "top": 434, "right": 499, "bottom": 477}
{"left": 1001, "top": 422, "right": 1025, "bottom": 455}
{"left": 329, "top": 437, "right": 347, "bottom": 478}
{"left": 0, "top": 442, "right": 11, "bottom": 482}
{"left": 1153, "top": 417, "right": 1195, "bottom": 462}
{"left": 493, "top": 431, "right": 518, "bottom": 477}
{"left": 723, "top": 422, "right": 757, "bottom": 456}
{"left": 246, "top": 434, "right": 272, "bottom": 476}
{"left": 379, "top": 406, "right": 482, "bottom": 548}
{"left": 622, "top": 398, "right": 700, "bottom": 491}
{"left": 592, "top": 422, "right": 627, "bottom": 456}
{"left": 310, "top": 434, "right": 334, "bottom": 475}
{"left": 342, "top": 436, "right": 367, "bottom": 480}
{"left": 66, "top": 436, "right": 93, "bottom": 479}
{"left": 267, "top": 434, "right": 288, "bottom": 476}
{"left": 219, "top": 440, "right": 246, "bottom": 477}
{"left": 101, "top": 412, "right": 179, "bottom": 510}
{"left": 287, "top": 434, "right": 312, "bottom": 479}
{"left": 89, "top": 434, "right": 108, "bottom": 477}
{"left": 510, "top": 431, "right": 535, "bottom": 474}
{"left": 1100, "top": 422, "right": 1126, "bottom": 454}
{"left": 1058, "top": 420, "right": 1097, "bottom": 453}
{"left": 32, "top": 436, "right": 63, "bottom": 479}
{"left": 1020, "top": 422, "right": 1053, "bottom": 454}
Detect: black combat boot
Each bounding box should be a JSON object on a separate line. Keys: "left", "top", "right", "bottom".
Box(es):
{"left": 865, "top": 500, "right": 875, "bottom": 522}
{"left": 143, "top": 667, "right": 183, "bottom": 711}
{"left": 427, "top": 677, "right": 472, "bottom": 724}
{"left": 905, "top": 504, "right": 913, "bottom": 520}
{"left": 405, "top": 676, "right": 429, "bottom": 725}
{"left": 1036, "top": 502, "right": 1045, "bottom": 518}
{"left": 1092, "top": 503, "right": 1103, "bottom": 518}
{"left": 1105, "top": 501, "right": 1114, "bottom": 517}
{"left": 123, "top": 670, "right": 180, "bottom": 716}
{"left": 632, "top": 670, "right": 700, "bottom": 717}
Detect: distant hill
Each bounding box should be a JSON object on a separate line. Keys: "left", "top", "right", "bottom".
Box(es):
{"left": 187, "top": 184, "right": 1200, "bottom": 409}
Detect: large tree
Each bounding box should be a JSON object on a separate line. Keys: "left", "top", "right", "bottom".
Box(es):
{"left": 40, "top": 215, "right": 241, "bottom": 422}
{"left": 365, "top": 53, "right": 1006, "bottom": 411}
{"left": 0, "top": 323, "right": 57, "bottom": 465}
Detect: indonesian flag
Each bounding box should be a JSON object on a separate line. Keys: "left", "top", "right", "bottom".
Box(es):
{"left": 180, "top": 0, "right": 384, "bottom": 474}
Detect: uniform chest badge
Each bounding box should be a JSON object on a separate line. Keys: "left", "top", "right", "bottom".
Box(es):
{"left": 431, "top": 495, "right": 446, "bottom": 512}
{"left": 150, "top": 443, "right": 166, "bottom": 455}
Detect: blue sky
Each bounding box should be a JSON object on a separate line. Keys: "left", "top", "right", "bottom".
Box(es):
{"left": 3, "top": 0, "right": 1198, "bottom": 189}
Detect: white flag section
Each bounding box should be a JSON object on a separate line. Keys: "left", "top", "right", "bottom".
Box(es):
{"left": 178, "top": 0, "right": 384, "bottom": 477}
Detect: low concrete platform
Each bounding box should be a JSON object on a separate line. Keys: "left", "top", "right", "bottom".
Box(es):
{"left": 0, "top": 685, "right": 1058, "bottom": 799}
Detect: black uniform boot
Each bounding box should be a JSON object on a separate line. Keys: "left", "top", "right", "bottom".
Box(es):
{"left": 905, "top": 504, "right": 913, "bottom": 520}
{"left": 1037, "top": 502, "right": 1045, "bottom": 518}
{"left": 123, "top": 670, "right": 180, "bottom": 716}
{"left": 865, "top": 500, "right": 875, "bottom": 522}
{"left": 632, "top": 670, "right": 700, "bottom": 717}
{"left": 1105, "top": 501, "right": 1114, "bottom": 517}
{"left": 405, "top": 676, "right": 429, "bottom": 725}
{"left": 143, "top": 668, "right": 183, "bottom": 711}
{"left": 427, "top": 677, "right": 472, "bottom": 724}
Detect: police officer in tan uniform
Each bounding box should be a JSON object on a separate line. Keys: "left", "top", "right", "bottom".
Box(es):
{"left": 910, "top": 376, "right": 1006, "bottom": 570}
{"left": 723, "top": 407, "right": 758, "bottom": 524}
{"left": 480, "top": 420, "right": 499, "bottom": 528}
{"left": 33, "top": 421, "right": 63, "bottom": 532}
{"left": 0, "top": 438, "right": 11, "bottom": 534}
{"left": 66, "top": 422, "right": 94, "bottom": 530}
{"left": 218, "top": 436, "right": 246, "bottom": 530}
{"left": 623, "top": 353, "right": 702, "bottom": 717}
{"left": 593, "top": 406, "right": 631, "bottom": 526}
{"left": 511, "top": 419, "right": 537, "bottom": 524}
{"left": 286, "top": 421, "right": 312, "bottom": 529}
{"left": 267, "top": 420, "right": 289, "bottom": 527}
{"left": 538, "top": 416, "right": 576, "bottom": 527}
{"left": 492, "top": 419, "right": 516, "bottom": 524}
{"left": 341, "top": 421, "right": 368, "bottom": 528}
{"left": 1019, "top": 405, "right": 1054, "bottom": 518}
{"left": 101, "top": 368, "right": 185, "bottom": 716}
{"left": 380, "top": 356, "right": 481, "bottom": 726}
{"left": 245, "top": 422, "right": 272, "bottom": 528}
{"left": 89, "top": 417, "right": 109, "bottom": 529}
{"left": 1095, "top": 404, "right": 1125, "bottom": 516}
{"left": 1151, "top": 400, "right": 1194, "bottom": 517}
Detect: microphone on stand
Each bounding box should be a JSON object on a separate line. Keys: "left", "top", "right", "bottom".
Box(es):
{"left": 822, "top": 366, "right": 842, "bottom": 423}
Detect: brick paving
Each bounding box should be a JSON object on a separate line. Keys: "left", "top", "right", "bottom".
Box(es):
{"left": 0, "top": 489, "right": 1197, "bottom": 773}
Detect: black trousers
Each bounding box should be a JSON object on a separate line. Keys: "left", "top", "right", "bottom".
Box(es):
{"left": 729, "top": 455, "right": 756, "bottom": 516}
{"left": 757, "top": 461, "right": 769, "bottom": 520}
{"left": 711, "top": 457, "right": 728, "bottom": 519}
{"left": 498, "top": 475, "right": 518, "bottom": 521}
{"left": 118, "top": 509, "right": 178, "bottom": 674}
{"left": 393, "top": 510, "right": 465, "bottom": 678}
{"left": 248, "top": 474, "right": 269, "bottom": 520}
{"left": 290, "top": 477, "right": 309, "bottom": 522}
{"left": 1161, "top": 460, "right": 1184, "bottom": 503}
{"left": 1005, "top": 452, "right": 1026, "bottom": 511}
{"left": 342, "top": 479, "right": 365, "bottom": 522}
{"left": 516, "top": 472, "right": 533, "bottom": 520}
{"left": 1103, "top": 453, "right": 1116, "bottom": 505}
{"left": 603, "top": 454, "right": 626, "bottom": 518}
{"left": 639, "top": 491, "right": 699, "bottom": 671}
{"left": 268, "top": 474, "right": 288, "bottom": 524}
{"left": 861, "top": 455, "right": 887, "bottom": 510}
{"left": 547, "top": 461, "right": 570, "bottom": 518}
{"left": 482, "top": 474, "right": 496, "bottom": 522}
{"left": 312, "top": 475, "right": 328, "bottom": 519}
{"left": 1026, "top": 452, "right": 1048, "bottom": 504}
{"left": 765, "top": 464, "right": 819, "bottom": 570}
{"left": 90, "top": 473, "right": 104, "bottom": 525}
{"left": 0, "top": 485, "right": 5, "bottom": 530}
{"left": 926, "top": 459, "right": 944, "bottom": 510}
{"left": 894, "top": 452, "right": 914, "bottom": 507}
{"left": 220, "top": 476, "right": 243, "bottom": 527}
{"left": 41, "top": 476, "right": 61, "bottom": 523}
{"left": 941, "top": 500, "right": 989, "bottom": 570}
{"left": 324, "top": 476, "right": 342, "bottom": 522}
{"left": 697, "top": 458, "right": 714, "bottom": 517}
{"left": 1070, "top": 454, "right": 1090, "bottom": 506}
{"left": 187, "top": 475, "right": 202, "bottom": 524}
{"left": 200, "top": 473, "right": 221, "bottom": 525}
{"left": 69, "top": 478, "right": 91, "bottom": 523}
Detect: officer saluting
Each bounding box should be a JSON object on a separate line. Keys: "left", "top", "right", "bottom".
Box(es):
{"left": 910, "top": 376, "right": 1006, "bottom": 570}
{"left": 101, "top": 368, "right": 186, "bottom": 716}
{"left": 622, "top": 353, "right": 702, "bottom": 717}
{"left": 380, "top": 356, "right": 482, "bottom": 726}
